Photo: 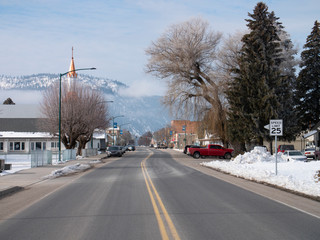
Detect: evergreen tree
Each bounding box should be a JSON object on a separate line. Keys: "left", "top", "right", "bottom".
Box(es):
{"left": 227, "top": 2, "right": 283, "bottom": 146}
{"left": 275, "top": 22, "right": 300, "bottom": 141}
{"left": 296, "top": 20, "right": 320, "bottom": 130}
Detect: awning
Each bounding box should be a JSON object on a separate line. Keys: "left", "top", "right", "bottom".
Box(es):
{"left": 303, "top": 130, "right": 317, "bottom": 139}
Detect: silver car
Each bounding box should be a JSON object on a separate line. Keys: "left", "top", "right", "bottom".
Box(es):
{"left": 281, "top": 150, "right": 307, "bottom": 162}
{"left": 304, "top": 148, "right": 316, "bottom": 159}
{"left": 107, "top": 146, "right": 123, "bottom": 157}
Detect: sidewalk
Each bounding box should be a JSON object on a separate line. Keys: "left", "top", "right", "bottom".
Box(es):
{"left": 0, "top": 153, "right": 109, "bottom": 199}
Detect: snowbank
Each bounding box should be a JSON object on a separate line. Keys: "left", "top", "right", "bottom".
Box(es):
{"left": 44, "top": 163, "right": 92, "bottom": 179}
{"left": 201, "top": 147, "right": 320, "bottom": 198}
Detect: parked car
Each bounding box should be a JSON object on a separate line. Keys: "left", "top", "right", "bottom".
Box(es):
{"left": 119, "top": 146, "right": 126, "bottom": 154}
{"left": 105, "top": 150, "right": 111, "bottom": 157}
{"left": 277, "top": 144, "right": 294, "bottom": 152}
{"left": 107, "top": 146, "right": 123, "bottom": 157}
{"left": 156, "top": 143, "right": 168, "bottom": 149}
{"left": 304, "top": 147, "right": 316, "bottom": 159}
{"left": 281, "top": 150, "right": 307, "bottom": 162}
{"left": 188, "top": 144, "right": 234, "bottom": 159}
{"left": 127, "top": 145, "right": 136, "bottom": 151}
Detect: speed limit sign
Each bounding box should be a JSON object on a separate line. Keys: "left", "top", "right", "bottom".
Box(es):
{"left": 270, "top": 119, "right": 283, "bottom": 136}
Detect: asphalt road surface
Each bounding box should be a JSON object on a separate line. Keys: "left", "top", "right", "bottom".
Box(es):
{"left": 0, "top": 147, "right": 319, "bottom": 240}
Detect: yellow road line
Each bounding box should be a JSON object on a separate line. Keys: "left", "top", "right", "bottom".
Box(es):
{"left": 141, "top": 153, "right": 181, "bottom": 240}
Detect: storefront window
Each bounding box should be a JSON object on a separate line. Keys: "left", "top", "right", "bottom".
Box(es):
{"left": 9, "top": 141, "right": 26, "bottom": 151}
{"left": 14, "top": 142, "right": 20, "bottom": 150}
{"left": 36, "top": 142, "right": 41, "bottom": 150}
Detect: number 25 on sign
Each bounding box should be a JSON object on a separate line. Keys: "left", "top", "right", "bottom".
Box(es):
{"left": 270, "top": 119, "right": 283, "bottom": 136}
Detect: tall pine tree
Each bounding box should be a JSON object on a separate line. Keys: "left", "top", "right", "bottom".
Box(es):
{"left": 296, "top": 20, "right": 320, "bottom": 131}
{"left": 275, "top": 22, "right": 300, "bottom": 141}
{"left": 227, "top": 2, "right": 283, "bottom": 146}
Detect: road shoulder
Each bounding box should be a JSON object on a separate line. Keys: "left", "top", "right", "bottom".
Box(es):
{"left": 0, "top": 156, "right": 119, "bottom": 221}
{"left": 168, "top": 149, "right": 320, "bottom": 219}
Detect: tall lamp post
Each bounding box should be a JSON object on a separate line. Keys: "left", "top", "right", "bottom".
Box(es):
{"left": 59, "top": 67, "right": 96, "bottom": 162}
{"left": 112, "top": 115, "right": 124, "bottom": 145}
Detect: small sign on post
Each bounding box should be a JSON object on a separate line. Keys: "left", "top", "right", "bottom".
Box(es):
{"left": 270, "top": 119, "right": 283, "bottom": 175}
{"left": 270, "top": 119, "right": 283, "bottom": 136}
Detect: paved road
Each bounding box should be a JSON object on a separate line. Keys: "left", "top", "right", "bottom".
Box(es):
{"left": 0, "top": 147, "right": 319, "bottom": 239}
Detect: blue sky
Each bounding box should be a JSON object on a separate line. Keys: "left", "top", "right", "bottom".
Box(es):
{"left": 0, "top": 0, "right": 319, "bottom": 97}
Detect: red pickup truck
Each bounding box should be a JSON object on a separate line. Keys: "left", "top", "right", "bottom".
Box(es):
{"left": 188, "top": 144, "right": 234, "bottom": 159}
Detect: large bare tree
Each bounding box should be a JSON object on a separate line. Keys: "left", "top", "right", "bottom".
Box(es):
{"left": 41, "top": 81, "right": 109, "bottom": 155}
{"left": 145, "top": 18, "right": 231, "bottom": 144}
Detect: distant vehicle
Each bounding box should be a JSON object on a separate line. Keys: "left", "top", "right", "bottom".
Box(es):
{"left": 315, "top": 149, "right": 320, "bottom": 160}
{"left": 184, "top": 145, "right": 201, "bottom": 154}
{"left": 304, "top": 148, "right": 316, "bottom": 159}
{"left": 156, "top": 144, "right": 167, "bottom": 149}
{"left": 281, "top": 150, "right": 307, "bottom": 162}
{"left": 277, "top": 145, "right": 294, "bottom": 152}
{"left": 127, "top": 145, "right": 136, "bottom": 151}
{"left": 107, "top": 146, "right": 123, "bottom": 157}
{"left": 105, "top": 150, "right": 111, "bottom": 157}
{"left": 119, "top": 146, "right": 126, "bottom": 154}
{"left": 188, "top": 144, "right": 234, "bottom": 159}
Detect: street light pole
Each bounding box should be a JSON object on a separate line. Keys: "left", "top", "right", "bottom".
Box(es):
{"left": 58, "top": 67, "right": 96, "bottom": 162}
{"left": 112, "top": 115, "right": 124, "bottom": 146}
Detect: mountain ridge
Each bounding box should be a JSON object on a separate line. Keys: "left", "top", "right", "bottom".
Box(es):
{"left": 0, "top": 74, "right": 172, "bottom": 136}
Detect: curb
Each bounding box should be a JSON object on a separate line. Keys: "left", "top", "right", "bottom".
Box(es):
{"left": 0, "top": 186, "right": 24, "bottom": 199}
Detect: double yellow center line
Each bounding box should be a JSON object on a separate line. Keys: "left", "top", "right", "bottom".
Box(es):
{"left": 141, "top": 153, "right": 181, "bottom": 240}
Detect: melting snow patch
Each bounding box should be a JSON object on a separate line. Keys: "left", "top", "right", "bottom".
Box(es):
{"left": 44, "top": 163, "right": 92, "bottom": 179}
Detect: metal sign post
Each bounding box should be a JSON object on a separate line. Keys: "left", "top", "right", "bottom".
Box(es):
{"left": 270, "top": 119, "right": 283, "bottom": 175}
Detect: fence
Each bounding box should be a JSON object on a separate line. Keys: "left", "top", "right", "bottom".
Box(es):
{"left": 31, "top": 150, "right": 52, "bottom": 167}
{"left": 81, "top": 148, "right": 98, "bottom": 157}
{"left": 63, "top": 149, "right": 77, "bottom": 161}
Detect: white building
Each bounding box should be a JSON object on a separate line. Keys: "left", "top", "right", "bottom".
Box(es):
{"left": 0, "top": 104, "right": 60, "bottom": 154}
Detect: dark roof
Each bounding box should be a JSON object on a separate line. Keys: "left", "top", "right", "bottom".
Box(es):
{"left": 0, "top": 118, "right": 47, "bottom": 132}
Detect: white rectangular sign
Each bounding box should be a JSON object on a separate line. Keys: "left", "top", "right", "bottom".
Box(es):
{"left": 270, "top": 119, "right": 283, "bottom": 136}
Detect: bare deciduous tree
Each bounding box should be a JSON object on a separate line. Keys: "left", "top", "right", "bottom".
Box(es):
{"left": 145, "top": 18, "right": 229, "bottom": 144}
{"left": 41, "top": 81, "right": 109, "bottom": 155}
{"left": 118, "top": 129, "right": 133, "bottom": 146}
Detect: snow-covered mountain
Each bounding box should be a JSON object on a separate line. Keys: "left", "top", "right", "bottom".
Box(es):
{"left": 0, "top": 74, "right": 126, "bottom": 94}
{"left": 0, "top": 74, "right": 172, "bottom": 136}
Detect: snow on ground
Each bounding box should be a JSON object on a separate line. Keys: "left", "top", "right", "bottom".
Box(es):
{"left": 0, "top": 154, "right": 32, "bottom": 176}
{"left": 201, "top": 147, "right": 320, "bottom": 198}
{"left": 0, "top": 154, "right": 99, "bottom": 177}
{"left": 43, "top": 163, "right": 92, "bottom": 179}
